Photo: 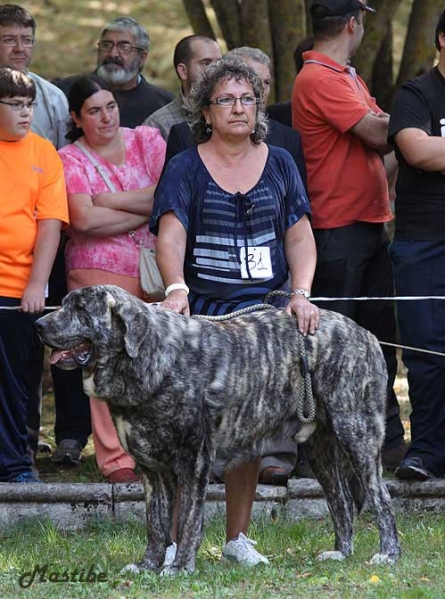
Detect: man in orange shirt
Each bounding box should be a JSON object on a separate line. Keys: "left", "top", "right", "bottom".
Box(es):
{"left": 0, "top": 66, "right": 68, "bottom": 482}
{"left": 292, "top": 0, "right": 406, "bottom": 468}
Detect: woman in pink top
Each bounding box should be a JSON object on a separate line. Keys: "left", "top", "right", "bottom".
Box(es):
{"left": 59, "top": 76, "right": 166, "bottom": 483}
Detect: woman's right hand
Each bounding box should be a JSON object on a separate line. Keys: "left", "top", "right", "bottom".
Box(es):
{"left": 161, "top": 289, "right": 190, "bottom": 316}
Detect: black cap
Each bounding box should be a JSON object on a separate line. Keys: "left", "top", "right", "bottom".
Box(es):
{"left": 311, "top": 0, "right": 376, "bottom": 20}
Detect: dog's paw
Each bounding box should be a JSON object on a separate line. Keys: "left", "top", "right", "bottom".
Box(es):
{"left": 120, "top": 563, "right": 141, "bottom": 575}
{"left": 317, "top": 550, "right": 347, "bottom": 562}
{"left": 160, "top": 565, "right": 193, "bottom": 577}
{"left": 370, "top": 552, "right": 399, "bottom": 565}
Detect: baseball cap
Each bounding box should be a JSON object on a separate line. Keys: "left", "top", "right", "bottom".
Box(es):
{"left": 311, "top": 0, "right": 376, "bottom": 20}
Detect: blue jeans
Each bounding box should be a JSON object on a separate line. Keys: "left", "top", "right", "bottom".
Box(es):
{"left": 390, "top": 238, "right": 445, "bottom": 475}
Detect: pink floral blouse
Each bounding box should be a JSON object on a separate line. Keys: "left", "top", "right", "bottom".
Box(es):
{"left": 59, "top": 126, "right": 166, "bottom": 278}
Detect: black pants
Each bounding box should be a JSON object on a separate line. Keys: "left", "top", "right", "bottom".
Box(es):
{"left": 312, "top": 222, "right": 405, "bottom": 447}
{"left": 0, "top": 300, "right": 37, "bottom": 480}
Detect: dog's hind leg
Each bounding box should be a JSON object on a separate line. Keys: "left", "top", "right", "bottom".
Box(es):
{"left": 161, "top": 445, "right": 212, "bottom": 576}
{"left": 329, "top": 419, "right": 401, "bottom": 565}
{"left": 129, "top": 468, "right": 176, "bottom": 573}
{"left": 304, "top": 427, "right": 356, "bottom": 561}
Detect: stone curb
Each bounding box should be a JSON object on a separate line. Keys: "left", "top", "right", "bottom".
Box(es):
{"left": 1, "top": 478, "right": 444, "bottom": 529}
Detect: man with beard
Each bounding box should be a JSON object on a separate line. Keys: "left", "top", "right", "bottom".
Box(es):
{"left": 55, "top": 17, "right": 173, "bottom": 128}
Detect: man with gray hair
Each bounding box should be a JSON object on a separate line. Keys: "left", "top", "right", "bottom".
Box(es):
{"left": 56, "top": 16, "right": 173, "bottom": 128}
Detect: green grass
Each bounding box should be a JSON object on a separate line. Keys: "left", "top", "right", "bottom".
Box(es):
{"left": 0, "top": 513, "right": 444, "bottom": 598}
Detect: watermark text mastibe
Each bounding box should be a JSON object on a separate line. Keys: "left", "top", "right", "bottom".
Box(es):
{"left": 18, "top": 564, "right": 108, "bottom": 588}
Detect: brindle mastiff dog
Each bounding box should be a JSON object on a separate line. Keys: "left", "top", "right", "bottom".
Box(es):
{"left": 36, "top": 284, "right": 400, "bottom": 575}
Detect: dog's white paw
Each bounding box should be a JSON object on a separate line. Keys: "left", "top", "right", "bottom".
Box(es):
{"left": 370, "top": 552, "right": 398, "bottom": 565}
{"left": 317, "top": 550, "right": 347, "bottom": 562}
{"left": 120, "top": 563, "right": 141, "bottom": 575}
{"left": 160, "top": 565, "right": 192, "bottom": 577}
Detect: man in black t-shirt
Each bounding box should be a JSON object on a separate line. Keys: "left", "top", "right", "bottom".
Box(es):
{"left": 388, "top": 9, "right": 445, "bottom": 481}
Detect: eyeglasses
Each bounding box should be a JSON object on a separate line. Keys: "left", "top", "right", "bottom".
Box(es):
{"left": 0, "top": 36, "right": 34, "bottom": 47}
{"left": 97, "top": 40, "right": 144, "bottom": 55}
{"left": 0, "top": 99, "right": 36, "bottom": 111}
{"left": 208, "top": 95, "right": 258, "bottom": 108}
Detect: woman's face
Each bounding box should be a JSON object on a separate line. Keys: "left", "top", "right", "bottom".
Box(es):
{"left": 72, "top": 89, "right": 120, "bottom": 145}
{"left": 203, "top": 76, "right": 257, "bottom": 141}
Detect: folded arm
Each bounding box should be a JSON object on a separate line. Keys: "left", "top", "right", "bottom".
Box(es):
{"left": 67, "top": 193, "right": 149, "bottom": 237}
{"left": 394, "top": 128, "right": 445, "bottom": 172}
{"left": 350, "top": 111, "right": 392, "bottom": 154}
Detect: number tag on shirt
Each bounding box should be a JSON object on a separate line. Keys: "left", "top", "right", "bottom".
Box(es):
{"left": 240, "top": 246, "right": 273, "bottom": 279}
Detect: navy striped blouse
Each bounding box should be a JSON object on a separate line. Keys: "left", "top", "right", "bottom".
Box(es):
{"left": 150, "top": 144, "right": 310, "bottom": 316}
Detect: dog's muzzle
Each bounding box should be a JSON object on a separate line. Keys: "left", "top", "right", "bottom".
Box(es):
{"left": 49, "top": 343, "right": 94, "bottom": 370}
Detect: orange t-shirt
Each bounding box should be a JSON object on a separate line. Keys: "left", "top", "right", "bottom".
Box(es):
{"left": 0, "top": 131, "right": 69, "bottom": 298}
{"left": 292, "top": 51, "right": 393, "bottom": 230}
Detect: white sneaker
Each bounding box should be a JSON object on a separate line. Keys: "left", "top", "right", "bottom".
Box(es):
{"left": 163, "top": 542, "right": 177, "bottom": 567}
{"left": 222, "top": 533, "right": 269, "bottom": 566}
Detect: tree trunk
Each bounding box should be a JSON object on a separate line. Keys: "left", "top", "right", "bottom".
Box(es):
{"left": 268, "top": 0, "right": 306, "bottom": 101}
{"left": 182, "top": 0, "right": 215, "bottom": 39}
{"left": 354, "top": 0, "right": 403, "bottom": 84}
{"left": 210, "top": 0, "right": 242, "bottom": 49}
{"left": 240, "top": 0, "right": 271, "bottom": 51}
{"left": 370, "top": 21, "right": 394, "bottom": 112}
{"left": 304, "top": 0, "right": 312, "bottom": 35}
{"left": 396, "top": 0, "right": 444, "bottom": 86}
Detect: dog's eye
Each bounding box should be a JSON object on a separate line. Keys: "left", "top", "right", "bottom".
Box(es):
{"left": 76, "top": 309, "right": 92, "bottom": 327}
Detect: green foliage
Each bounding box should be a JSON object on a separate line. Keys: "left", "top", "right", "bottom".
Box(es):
{"left": 1, "top": 514, "right": 445, "bottom": 598}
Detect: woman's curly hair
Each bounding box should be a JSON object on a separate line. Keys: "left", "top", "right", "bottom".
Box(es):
{"left": 188, "top": 58, "right": 268, "bottom": 144}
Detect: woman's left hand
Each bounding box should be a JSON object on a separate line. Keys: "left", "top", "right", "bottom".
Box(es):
{"left": 285, "top": 295, "right": 319, "bottom": 336}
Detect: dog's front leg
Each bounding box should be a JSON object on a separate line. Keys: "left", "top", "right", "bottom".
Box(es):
{"left": 126, "top": 469, "right": 176, "bottom": 573}
{"left": 161, "top": 447, "right": 211, "bottom": 576}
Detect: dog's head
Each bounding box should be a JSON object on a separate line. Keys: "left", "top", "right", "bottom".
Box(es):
{"left": 36, "top": 285, "right": 151, "bottom": 371}
{"left": 37, "top": 284, "right": 199, "bottom": 404}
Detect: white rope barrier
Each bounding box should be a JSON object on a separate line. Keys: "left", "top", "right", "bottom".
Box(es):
{"left": 3, "top": 296, "right": 445, "bottom": 358}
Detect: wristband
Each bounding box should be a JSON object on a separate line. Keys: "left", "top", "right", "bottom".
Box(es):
{"left": 292, "top": 288, "right": 311, "bottom": 299}
{"left": 165, "top": 283, "right": 190, "bottom": 297}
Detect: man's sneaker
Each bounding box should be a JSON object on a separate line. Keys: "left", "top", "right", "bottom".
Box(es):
{"left": 51, "top": 439, "right": 82, "bottom": 465}
{"left": 9, "top": 471, "right": 42, "bottom": 483}
{"left": 222, "top": 533, "right": 269, "bottom": 566}
{"left": 163, "top": 542, "right": 177, "bottom": 566}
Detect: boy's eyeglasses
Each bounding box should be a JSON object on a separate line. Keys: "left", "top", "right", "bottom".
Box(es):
{"left": 0, "top": 100, "right": 36, "bottom": 111}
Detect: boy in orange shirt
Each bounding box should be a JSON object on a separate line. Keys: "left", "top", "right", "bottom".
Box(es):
{"left": 0, "top": 66, "right": 68, "bottom": 482}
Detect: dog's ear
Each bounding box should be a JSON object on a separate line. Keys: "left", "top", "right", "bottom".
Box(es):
{"left": 109, "top": 297, "right": 147, "bottom": 359}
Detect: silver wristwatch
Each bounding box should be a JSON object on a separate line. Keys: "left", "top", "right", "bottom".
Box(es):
{"left": 292, "top": 288, "right": 311, "bottom": 299}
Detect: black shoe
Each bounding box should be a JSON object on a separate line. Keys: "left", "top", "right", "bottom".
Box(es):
{"left": 51, "top": 439, "right": 82, "bottom": 466}
{"left": 395, "top": 456, "right": 435, "bottom": 481}
{"left": 293, "top": 446, "right": 316, "bottom": 479}
{"left": 382, "top": 441, "right": 407, "bottom": 472}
